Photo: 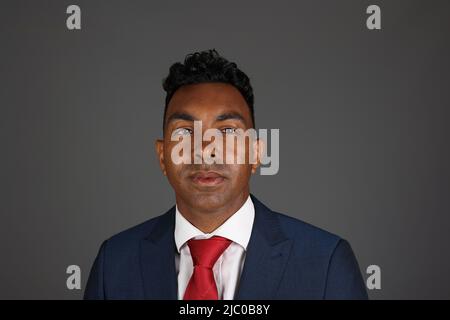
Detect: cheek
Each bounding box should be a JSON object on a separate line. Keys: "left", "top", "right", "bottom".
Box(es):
{"left": 165, "top": 166, "right": 188, "bottom": 193}
{"left": 223, "top": 136, "right": 254, "bottom": 164}
{"left": 165, "top": 162, "right": 184, "bottom": 179}
{"left": 228, "top": 165, "right": 252, "bottom": 185}
{"left": 163, "top": 144, "right": 180, "bottom": 169}
{"left": 163, "top": 147, "right": 186, "bottom": 184}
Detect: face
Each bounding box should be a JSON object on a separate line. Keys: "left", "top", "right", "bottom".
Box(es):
{"left": 155, "top": 82, "right": 262, "bottom": 213}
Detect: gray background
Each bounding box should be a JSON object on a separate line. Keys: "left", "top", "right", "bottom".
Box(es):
{"left": 1, "top": 0, "right": 449, "bottom": 299}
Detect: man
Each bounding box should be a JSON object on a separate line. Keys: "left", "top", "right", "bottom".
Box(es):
{"left": 84, "top": 49, "right": 368, "bottom": 300}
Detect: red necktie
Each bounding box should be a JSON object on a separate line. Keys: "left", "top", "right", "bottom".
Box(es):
{"left": 183, "top": 236, "right": 232, "bottom": 300}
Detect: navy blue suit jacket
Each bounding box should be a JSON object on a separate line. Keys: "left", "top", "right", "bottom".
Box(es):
{"left": 84, "top": 194, "right": 368, "bottom": 299}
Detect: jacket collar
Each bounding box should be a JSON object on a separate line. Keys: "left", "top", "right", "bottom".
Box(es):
{"left": 139, "top": 194, "right": 293, "bottom": 299}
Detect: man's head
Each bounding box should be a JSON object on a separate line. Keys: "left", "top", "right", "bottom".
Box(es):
{"left": 162, "top": 49, "right": 255, "bottom": 132}
{"left": 155, "top": 49, "right": 263, "bottom": 215}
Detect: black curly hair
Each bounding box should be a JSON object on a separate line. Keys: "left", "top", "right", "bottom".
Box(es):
{"left": 162, "top": 49, "right": 255, "bottom": 131}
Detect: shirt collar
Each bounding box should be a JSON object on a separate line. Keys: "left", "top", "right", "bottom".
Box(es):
{"left": 174, "top": 195, "right": 255, "bottom": 253}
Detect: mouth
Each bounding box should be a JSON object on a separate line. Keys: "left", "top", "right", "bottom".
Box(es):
{"left": 190, "top": 171, "right": 226, "bottom": 187}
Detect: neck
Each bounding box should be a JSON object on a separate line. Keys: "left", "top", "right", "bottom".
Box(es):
{"left": 176, "top": 190, "right": 250, "bottom": 233}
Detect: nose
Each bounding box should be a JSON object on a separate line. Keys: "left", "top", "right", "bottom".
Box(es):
{"left": 191, "top": 129, "right": 225, "bottom": 164}
{"left": 192, "top": 139, "right": 216, "bottom": 163}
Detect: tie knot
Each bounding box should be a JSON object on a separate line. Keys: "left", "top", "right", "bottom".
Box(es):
{"left": 187, "top": 236, "right": 232, "bottom": 269}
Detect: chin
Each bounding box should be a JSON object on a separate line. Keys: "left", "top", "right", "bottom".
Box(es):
{"left": 189, "top": 192, "right": 229, "bottom": 210}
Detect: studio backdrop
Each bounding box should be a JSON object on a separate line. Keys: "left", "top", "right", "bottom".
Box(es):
{"left": 1, "top": 0, "right": 449, "bottom": 299}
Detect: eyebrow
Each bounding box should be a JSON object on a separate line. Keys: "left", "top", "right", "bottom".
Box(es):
{"left": 215, "top": 112, "right": 246, "bottom": 124}
{"left": 166, "top": 112, "right": 198, "bottom": 125}
{"left": 166, "top": 111, "right": 246, "bottom": 126}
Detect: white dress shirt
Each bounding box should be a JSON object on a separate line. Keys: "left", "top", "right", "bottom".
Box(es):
{"left": 174, "top": 195, "right": 255, "bottom": 300}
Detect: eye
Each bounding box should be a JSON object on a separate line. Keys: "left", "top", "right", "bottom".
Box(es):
{"left": 172, "top": 127, "right": 193, "bottom": 136}
{"left": 222, "top": 127, "right": 238, "bottom": 135}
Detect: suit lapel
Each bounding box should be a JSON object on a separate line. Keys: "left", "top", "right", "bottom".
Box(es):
{"left": 235, "top": 195, "right": 293, "bottom": 299}
{"left": 138, "top": 195, "right": 292, "bottom": 300}
{"left": 139, "top": 207, "right": 178, "bottom": 299}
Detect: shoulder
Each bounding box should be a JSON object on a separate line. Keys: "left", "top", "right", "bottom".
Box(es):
{"left": 252, "top": 195, "right": 340, "bottom": 244}
{"left": 269, "top": 209, "right": 344, "bottom": 257}
{"left": 270, "top": 210, "right": 367, "bottom": 299}
{"left": 100, "top": 208, "right": 173, "bottom": 253}
{"left": 251, "top": 195, "right": 345, "bottom": 257}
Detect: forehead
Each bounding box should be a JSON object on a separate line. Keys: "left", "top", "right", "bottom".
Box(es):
{"left": 166, "top": 82, "right": 251, "bottom": 120}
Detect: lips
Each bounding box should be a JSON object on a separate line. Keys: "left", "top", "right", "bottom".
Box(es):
{"left": 190, "top": 171, "right": 225, "bottom": 187}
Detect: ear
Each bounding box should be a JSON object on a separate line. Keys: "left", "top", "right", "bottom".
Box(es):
{"left": 155, "top": 139, "right": 166, "bottom": 176}
{"left": 251, "top": 138, "right": 265, "bottom": 174}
